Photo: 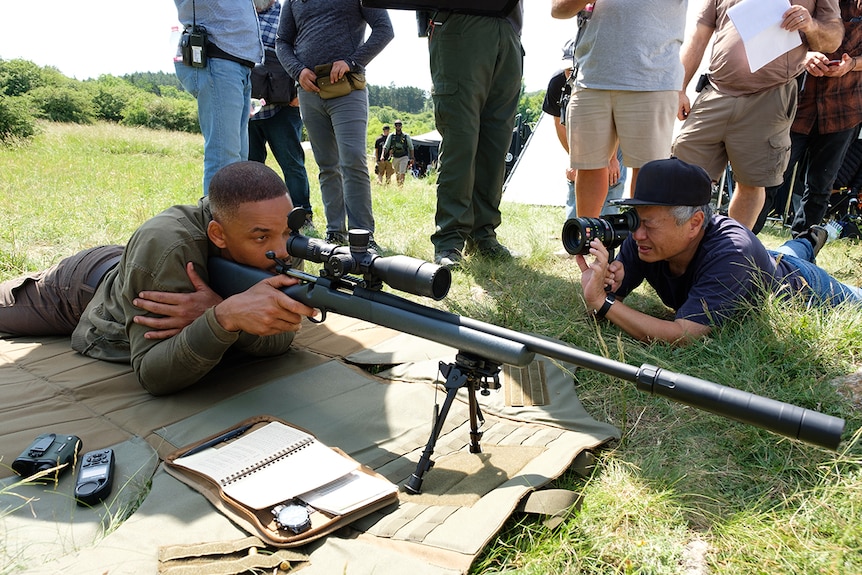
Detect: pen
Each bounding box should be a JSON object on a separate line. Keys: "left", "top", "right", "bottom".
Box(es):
{"left": 179, "top": 424, "right": 254, "bottom": 458}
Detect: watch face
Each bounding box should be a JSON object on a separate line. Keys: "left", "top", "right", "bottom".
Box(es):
{"left": 275, "top": 503, "right": 311, "bottom": 534}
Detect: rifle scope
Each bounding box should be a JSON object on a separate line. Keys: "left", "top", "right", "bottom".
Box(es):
{"left": 286, "top": 208, "right": 450, "bottom": 300}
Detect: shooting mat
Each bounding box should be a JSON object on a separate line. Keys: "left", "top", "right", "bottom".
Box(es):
{"left": 0, "top": 315, "right": 619, "bottom": 574}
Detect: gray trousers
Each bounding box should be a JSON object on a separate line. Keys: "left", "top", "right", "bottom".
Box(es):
{"left": 0, "top": 245, "right": 123, "bottom": 336}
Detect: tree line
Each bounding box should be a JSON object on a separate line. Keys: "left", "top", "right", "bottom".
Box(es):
{"left": 1, "top": 58, "right": 543, "bottom": 146}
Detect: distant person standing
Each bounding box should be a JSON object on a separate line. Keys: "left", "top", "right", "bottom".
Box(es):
{"left": 249, "top": 0, "right": 314, "bottom": 230}
{"left": 427, "top": 2, "right": 524, "bottom": 268}
{"left": 383, "top": 120, "right": 414, "bottom": 186}
{"left": 276, "top": 0, "right": 393, "bottom": 249}
{"left": 173, "top": 0, "right": 263, "bottom": 195}
{"left": 374, "top": 125, "right": 394, "bottom": 185}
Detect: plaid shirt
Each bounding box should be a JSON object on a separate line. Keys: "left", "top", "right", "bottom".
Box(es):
{"left": 793, "top": 0, "right": 862, "bottom": 134}
{"left": 253, "top": 0, "right": 286, "bottom": 121}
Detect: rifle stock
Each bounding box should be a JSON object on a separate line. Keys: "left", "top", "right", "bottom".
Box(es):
{"left": 208, "top": 257, "right": 846, "bottom": 451}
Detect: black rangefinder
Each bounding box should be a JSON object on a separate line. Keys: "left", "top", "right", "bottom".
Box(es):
{"left": 12, "top": 433, "right": 82, "bottom": 479}
{"left": 561, "top": 210, "right": 640, "bottom": 256}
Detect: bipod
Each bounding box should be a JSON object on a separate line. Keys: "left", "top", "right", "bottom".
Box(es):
{"left": 403, "top": 352, "right": 501, "bottom": 495}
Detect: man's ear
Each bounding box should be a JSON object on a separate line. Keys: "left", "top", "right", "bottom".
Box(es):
{"left": 688, "top": 210, "right": 706, "bottom": 236}
{"left": 208, "top": 220, "right": 228, "bottom": 249}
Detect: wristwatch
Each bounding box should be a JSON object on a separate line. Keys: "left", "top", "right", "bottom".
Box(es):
{"left": 272, "top": 502, "right": 312, "bottom": 534}
{"left": 593, "top": 293, "right": 616, "bottom": 320}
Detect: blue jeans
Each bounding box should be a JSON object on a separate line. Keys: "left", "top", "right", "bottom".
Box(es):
{"left": 298, "top": 88, "right": 374, "bottom": 235}
{"left": 249, "top": 106, "right": 312, "bottom": 212}
{"left": 772, "top": 239, "right": 862, "bottom": 306}
{"left": 565, "top": 147, "right": 626, "bottom": 220}
{"left": 175, "top": 59, "right": 251, "bottom": 195}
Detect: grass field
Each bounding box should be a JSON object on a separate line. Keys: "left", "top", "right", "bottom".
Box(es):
{"left": 2, "top": 122, "right": 861, "bottom": 574}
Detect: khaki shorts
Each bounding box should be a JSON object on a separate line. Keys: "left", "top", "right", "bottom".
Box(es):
{"left": 566, "top": 88, "right": 678, "bottom": 170}
{"left": 672, "top": 80, "right": 796, "bottom": 187}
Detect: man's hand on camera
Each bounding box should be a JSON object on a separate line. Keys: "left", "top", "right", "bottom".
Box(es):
{"left": 133, "top": 262, "right": 222, "bottom": 340}
{"left": 575, "top": 239, "right": 620, "bottom": 313}
{"left": 213, "top": 274, "right": 318, "bottom": 335}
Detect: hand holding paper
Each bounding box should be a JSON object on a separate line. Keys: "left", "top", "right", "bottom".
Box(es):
{"left": 728, "top": 0, "right": 801, "bottom": 73}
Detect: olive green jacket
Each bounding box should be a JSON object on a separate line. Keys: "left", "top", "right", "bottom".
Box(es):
{"left": 71, "top": 198, "right": 294, "bottom": 395}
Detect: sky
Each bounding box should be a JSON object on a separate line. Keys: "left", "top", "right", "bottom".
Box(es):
{"left": 0, "top": 1, "right": 579, "bottom": 93}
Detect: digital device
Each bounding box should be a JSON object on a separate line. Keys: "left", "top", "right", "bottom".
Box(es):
{"left": 12, "top": 433, "right": 81, "bottom": 479}
{"left": 74, "top": 448, "right": 115, "bottom": 506}
{"left": 827, "top": 60, "right": 841, "bottom": 66}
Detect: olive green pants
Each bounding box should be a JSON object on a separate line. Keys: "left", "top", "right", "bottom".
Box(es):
{"left": 429, "top": 13, "right": 523, "bottom": 253}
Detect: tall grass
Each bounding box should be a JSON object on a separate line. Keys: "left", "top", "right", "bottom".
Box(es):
{"left": 2, "top": 122, "right": 861, "bottom": 574}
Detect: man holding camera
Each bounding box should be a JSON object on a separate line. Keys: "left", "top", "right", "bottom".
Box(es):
{"left": 576, "top": 158, "right": 862, "bottom": 344}
{"left": 0, "top": 162, "right": 317, "bottom": 395}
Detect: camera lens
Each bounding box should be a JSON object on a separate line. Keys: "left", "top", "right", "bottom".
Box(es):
{"left": 561, "top": 217, "right": 612, "bottom": 255}
{"left": 561, "top": 211, "right": 640, "bottom": 256}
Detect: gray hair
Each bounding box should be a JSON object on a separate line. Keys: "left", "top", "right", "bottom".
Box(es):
{"left": 668, "top": 204, "right": 713, "bottom": 229}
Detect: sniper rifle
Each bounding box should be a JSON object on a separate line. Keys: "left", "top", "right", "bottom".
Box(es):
{"left": 207, "top": 210, "right": 846, "bottom": 493}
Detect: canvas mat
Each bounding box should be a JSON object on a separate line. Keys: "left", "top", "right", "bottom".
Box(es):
{"left": 0, "top": 316, "right": 619, "bottom": 574}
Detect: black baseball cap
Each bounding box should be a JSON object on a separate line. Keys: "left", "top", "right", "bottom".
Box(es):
{"left": 617, "top": 157, "right": 712, "bottom": 207}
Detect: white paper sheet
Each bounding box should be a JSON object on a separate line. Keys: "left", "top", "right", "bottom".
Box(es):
{"left": 727, "top": 0, "right": 801, "bottom": 73}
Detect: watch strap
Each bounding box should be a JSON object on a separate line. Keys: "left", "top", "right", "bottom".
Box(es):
{"left": 593, "top": 292, "right": 616, "bottom": 320}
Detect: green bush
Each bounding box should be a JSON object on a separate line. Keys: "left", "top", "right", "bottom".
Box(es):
{"left": 0, "top": 59, "right": 48, "bottom": 97}
{"left": 0, "top": 94, "right": 38, "bottom": 143}
{"left": 90, "top": 75, "right": 138, "bottom": 122}
{"left": 29, "top": 83, "right": 95, "bottom": 124}
{"left": 121, "top": 93, "right": 199, "bottom": 133}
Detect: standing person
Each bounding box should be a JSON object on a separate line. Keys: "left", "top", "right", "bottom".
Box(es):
{"left": 173, "top": 0, "right": 263, "bottom": 195}
{"left": 383, "top": 120, "right": 414, "bottom": 186}
{"left": 276, "top": 0, "right": 393, "bottom": 249}
{"left": 754, "top": 0, "right": 862, "bottom": 236}
{"left": 551, "top": 0, "right": 687, "bottom": 219}
{"left": 427, "top": 2, "right": 524, "bottom": 268}
{"left": 248, "top": 0, "right": 314, "bottom": 231}
{"left": 673, "top": 0, "right": 843, "bottom": 230}
{"left": 374, "top": 125, "right": 394, "bottom": 185}
{"left": 542, "top": 39, "right": 626, "bottom": 223}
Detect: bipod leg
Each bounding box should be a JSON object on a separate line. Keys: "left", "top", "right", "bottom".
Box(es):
{"left": 403, "top": 360, "right": 469, "bottom": 494}
{"left": 467, "top": 382, "right": 483, "bottom": 453}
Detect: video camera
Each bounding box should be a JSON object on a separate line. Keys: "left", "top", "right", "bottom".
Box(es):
{"left": 561, "top": 210, "right": 640, "bottom": 256}
{"left": 12, "top": 433, "right": 81, "bottom": 479}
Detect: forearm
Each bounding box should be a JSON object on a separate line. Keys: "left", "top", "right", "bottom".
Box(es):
{"left": 133, "top": 308, "right": 239, "bottom": 395}
{"left": 554, "top": 116, "right": 569, "bottom": 152}
{"left": 551, "top": 0, "right": 591, "bottom": 19}
{"left": 600, "top": 299, "right": 711, "bottom": 345}
{"left": 804, "top": 19, "right": 844, "bottom": 54}
{"left": 680, "top": 23, "right": 712, "bottom": 90}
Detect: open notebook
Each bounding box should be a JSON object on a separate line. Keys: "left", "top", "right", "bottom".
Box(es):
{"left": 171, "top": 420, "right": 391, "bottom": 511}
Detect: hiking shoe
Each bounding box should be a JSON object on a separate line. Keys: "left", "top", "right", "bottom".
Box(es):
{"left": 801, "top": 225, "right": 828, "bottom": 259}
{"left": 475, "top": 241, "right": 520, "bottom": 260}
{"left": 325, "top": 232, "right": 347, "bottom": 245}
{"left": 434, "top": 248, "right": 463, "bottom": 269}
{"left": 301, "top": 214, "right": 316, "bottom": 233}
{"left": 367, "top": 238, "right": 384, "bottom": 254}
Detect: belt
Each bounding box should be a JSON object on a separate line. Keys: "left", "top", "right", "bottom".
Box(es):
{"left": 206, "top": 41, "right": 256, "bottom": 69}
{"left": 84, "top": 255, "right": 122, "bottom": 289}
